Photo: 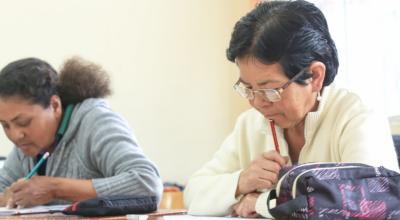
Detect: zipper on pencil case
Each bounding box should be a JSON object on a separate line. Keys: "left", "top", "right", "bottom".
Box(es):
{"left": 276, "top": 162, "right": 342, "bottom": 196}
{"left": 291, "top": 165, "right": 367, "bottom": 199}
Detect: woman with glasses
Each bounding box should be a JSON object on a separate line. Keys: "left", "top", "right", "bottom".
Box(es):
{"left": 184, "top": 0, "right": 399, "bottom": 218}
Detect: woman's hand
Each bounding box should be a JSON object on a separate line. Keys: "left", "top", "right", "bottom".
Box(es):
{"left": 236, "top": 150, "right": 288, "bottom": 196}
{"left": 0, "top": 188, "right": 12, "bottom": 207}
{"left": 231, "top": 192, "right": 260, "bottom": 218}
{"left": 7, "top": 176, "right": 56, "bottom": 208}
{"left": 6, "top": 176, "right": 96, "bottom": 208}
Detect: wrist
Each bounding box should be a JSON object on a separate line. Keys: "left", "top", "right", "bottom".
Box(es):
{"left": 49, "top": 177, "right": 62, "bottom": 200}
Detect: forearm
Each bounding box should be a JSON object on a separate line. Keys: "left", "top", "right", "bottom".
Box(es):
{"left": 51, "top": 177, "right": 96, "bottom": 202}
{"left": 185, "top": 171, "right": 242, "bottom": 216}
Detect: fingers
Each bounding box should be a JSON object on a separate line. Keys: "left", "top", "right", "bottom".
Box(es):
{"left": 231, "top": 204, "right": 239, "bottom": 217}
{"left": 257, "top": 158, "right": 281, "bottom": 174}
{"left": 0, "top": 187, "right": 12, "bottom": 207}
{"left": 6, "top": 197, "right": 16, "bottom": 209}
{"left": 238, "top": 152, "right": 289, "bottom": 195}
{"left": 250, "top": 166, "right": 278, "bottom": 186}
{"left": 248, "top": 212, "right": 259, "bottom": 218}
{"left": 3, "top": 187, "right": 16, "bottom": 209}
{"left": 7, "top": 193, "right": 30, "bottom": 209}
{"left": 253, "top": 153, "right": 285, "bottom": 183}
{"left": 232, "top": 193, "right": 259, "bottom": 218}
{"left": 7, "top": 195, "right": 24, "bottom": 209}
{"left": 262, "top": 150, "right": 288, "bottom": 167}
{"left": 283, "top": 155, "right": 290, "bottom": 163}
{"left": 240, "top": 174, "right": 275, "bottom": 194}
{"left": 9, "top": 179, "right": 28, "bottom": 194}
{"left": 7, "top": 179, "right": 32, "bottom": 208}
{"left": 7, "top": 199, "right": 27, "bottom": 209}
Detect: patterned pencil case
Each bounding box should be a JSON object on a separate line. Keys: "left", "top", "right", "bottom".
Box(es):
{"left": 267, "top": 162, "right": 400, "bottom": 219}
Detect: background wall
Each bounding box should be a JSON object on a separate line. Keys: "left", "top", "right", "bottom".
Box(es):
{"left": 2, "top": 0, "right": 399, "bottom": 185}
{"left": 0, "top": 0, "right": 250, "bottom": 184}
{"left": 312, "top": 0, "right": 400, "bottom": 117}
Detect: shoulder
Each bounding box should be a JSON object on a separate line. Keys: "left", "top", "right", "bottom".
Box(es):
{"left": 64, "top": 98, "right": 132, "bottom": 142}
{"left": 74, "top": 98, "right": 112, "bottom": 116}
{"left": 71, "top": 98, "right": 125, "bottom": 125}
{"left": 323, "top": 84, "right": 371, "bottom": 119}
{"left": 321, "top": 84, "right": 389, "bottom": 138}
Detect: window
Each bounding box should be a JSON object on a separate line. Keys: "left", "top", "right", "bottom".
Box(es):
{"left": 313, "top": 0, "right": 400, "bottom": 116}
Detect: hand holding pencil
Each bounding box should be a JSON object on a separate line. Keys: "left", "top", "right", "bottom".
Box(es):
{"left": 236, "top": 150, "right": 289, "bottom": 196}
{"left": 5, "top": 152, "right": 52, "bottom": 208}
{"left": 235, "top": 121, "right": 288, "bottom": 197}
{"left": 6, "top": 175, "right": 57, "bottom": 208}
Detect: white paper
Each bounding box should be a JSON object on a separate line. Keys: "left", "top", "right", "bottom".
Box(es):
{"left": 164, "top": 215, "right": 272, "bottom": 220}
{"left": 0, "top": 204, "right": 68, "bottom": 216}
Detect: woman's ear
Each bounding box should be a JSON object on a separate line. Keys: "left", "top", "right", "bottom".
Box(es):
{"left": 309, "top": 61, "right": 326, "bottom": 92}
{"left": 50, "top": 95, "right": 63, "bottom": 118}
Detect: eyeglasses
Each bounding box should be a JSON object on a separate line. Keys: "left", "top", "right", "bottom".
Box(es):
{"left": 233, "top": 67, "right": 309, "bottom": 102}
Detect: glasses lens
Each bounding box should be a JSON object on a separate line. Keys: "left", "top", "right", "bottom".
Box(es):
{"left": 234, "top": 84, "right": 253, "bottom": 99}
{"left": 262, "top": 89, "right": 281, "bottom": 102}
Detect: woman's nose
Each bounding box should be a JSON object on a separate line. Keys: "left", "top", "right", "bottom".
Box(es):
{"left": 7, "top": 128, "right": 25, "bottom": 142}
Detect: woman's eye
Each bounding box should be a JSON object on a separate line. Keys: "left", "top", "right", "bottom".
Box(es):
{"left": 17, "top": 119, "right": 32, "bottom": 127}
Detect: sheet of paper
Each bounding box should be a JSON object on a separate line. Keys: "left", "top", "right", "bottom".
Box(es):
{"left": 126, "top": 209, "right": 187, "bottom": 220}
{"left": 0, "top": 204, "right": 68, "bottom": 216}
{"left": 164, "top": 215, "right": 273, "bottom": 220}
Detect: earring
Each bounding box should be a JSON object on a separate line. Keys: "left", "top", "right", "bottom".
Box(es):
{"left": 316, "top": 91, "right": 322, "bottom": 101}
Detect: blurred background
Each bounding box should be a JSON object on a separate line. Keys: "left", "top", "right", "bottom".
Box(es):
{"left": 0, "top": 0, "right": 399, "bottom": 185}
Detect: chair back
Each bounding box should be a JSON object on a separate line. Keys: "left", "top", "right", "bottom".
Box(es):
{"left": 159, "top": 186, "right": 184, "bottom": 209}
{"left": 393, "top": 135, "right": 400, "bottom": 168}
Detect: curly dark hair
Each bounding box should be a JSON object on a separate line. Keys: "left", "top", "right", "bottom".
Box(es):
{"left": 58, "top": 57, "right": 111, "bottom": 106}
{"left": 226, "top": 0, "right": 339, "bottom": 86}
{"left": 0, "top": 57, "right": 111, "bottom": 107}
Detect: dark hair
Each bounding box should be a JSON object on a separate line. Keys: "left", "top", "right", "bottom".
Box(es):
{"left": 0, "top": 57, "right": 111, "bottom": 107}
{"left": 226, "top": 0, "right": 339, "bottom": 86}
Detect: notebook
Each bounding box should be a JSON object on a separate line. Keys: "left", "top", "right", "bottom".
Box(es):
{"left": 0, "top": 204, "right": 68, "bottom": 216}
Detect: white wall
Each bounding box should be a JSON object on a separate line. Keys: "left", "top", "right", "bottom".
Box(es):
{"left": 312, "top": 0, "right": 400, "bottom": 117}
{"left": 0, "top": 0, "right": 250, "bottom": 184}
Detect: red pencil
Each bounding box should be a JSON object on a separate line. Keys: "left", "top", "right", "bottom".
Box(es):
{"left": 269, "top": 120, "right": 280, "bottom": 153}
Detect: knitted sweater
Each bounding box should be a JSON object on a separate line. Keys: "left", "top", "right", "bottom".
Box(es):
{"left": 184, "top": 84, "right": 399, "bottom": 217}
{"left": 0, "top": 98, "right": 163, "bottom": 204}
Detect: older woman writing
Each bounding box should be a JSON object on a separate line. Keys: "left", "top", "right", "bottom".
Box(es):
{"left": 184, "top": 0, "right": 399, "bottom": 218}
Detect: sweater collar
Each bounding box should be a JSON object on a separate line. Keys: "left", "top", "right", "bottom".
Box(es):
{"left": 59, "top": 98, "right": 109, "bottom": 146}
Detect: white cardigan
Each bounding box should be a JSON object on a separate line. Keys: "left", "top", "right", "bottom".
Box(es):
{"left": 184, "top": 84, "right": 399, "bottom": 217}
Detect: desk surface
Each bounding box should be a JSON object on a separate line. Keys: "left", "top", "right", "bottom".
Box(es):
{"left": 0, "top": 213, "right": 128, "bottom": 219}
{"left": 0, "top": 214, "right": 263, "bottom": 220}
{"left": 0, "top": 209, "right": 187, "bottom": 220}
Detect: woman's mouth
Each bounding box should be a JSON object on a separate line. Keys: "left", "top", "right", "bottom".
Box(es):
{"left": 264, "top": 113, "right": 279, "bottom": 119}
{"left": 18, "top": 143, "right": 32, "bottom": 149}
